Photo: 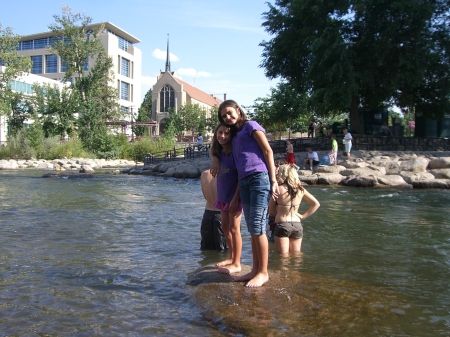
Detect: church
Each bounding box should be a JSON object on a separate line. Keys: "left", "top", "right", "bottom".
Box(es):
{"left": 151, "top": 39, "right": 223, "bottom": 136}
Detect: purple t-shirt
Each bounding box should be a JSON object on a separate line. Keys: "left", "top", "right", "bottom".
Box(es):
{"left": 217, "top": 151, "right": 239, "bottom": 203}
{"left": 232, "top": 121, "right": 268, "bottom": 180}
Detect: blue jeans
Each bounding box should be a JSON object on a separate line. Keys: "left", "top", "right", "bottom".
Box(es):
{"left": 239, "top": 172, "right": 270, "bottom": 236}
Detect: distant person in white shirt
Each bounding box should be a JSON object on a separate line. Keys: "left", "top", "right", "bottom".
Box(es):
{"left": 194, "top": 133, "right": 203, "bottom": 150}
{"left": 343, "top": 128, "right": 353, "bottom": 161}
{"left": 303, "top": 148, "right": 319, "bottom": 171}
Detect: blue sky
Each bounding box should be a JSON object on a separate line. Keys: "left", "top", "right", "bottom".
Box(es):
{"left": 0, "top": 0, "right": 279, "bottom": 107}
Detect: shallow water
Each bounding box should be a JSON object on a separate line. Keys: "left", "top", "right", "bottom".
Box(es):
{"left": 0, "top": 170, "right": 449, "bottom": 336}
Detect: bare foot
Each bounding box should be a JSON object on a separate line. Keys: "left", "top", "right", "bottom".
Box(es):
{"left": 232, "top": 270, "right": 256, "bottom": 282}
{"left": 217, "top": 264, "right": 241, "bottom": 274}
{"left": 245, "top": 272, "right": 269, "bottom": 288}
{"left": 216, "top": 259, "right": 232, "bottom": 267}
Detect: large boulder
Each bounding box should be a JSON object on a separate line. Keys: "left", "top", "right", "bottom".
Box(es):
{"left": 376, "top": 175, "right": 412, "bottom": 188}
{"left": 399, "top": 171, "right": 435, "bottom": 184}
{"left": 340, "top": 165, "right": 386, "bottom": 177}
{"left": 340, "top": 174, "right": 378, "bottom": 187}
{"left": 166, "top": 162, "right": 200, "bottom": 178}
{"left": 0, "top": 160, "right": 18, "bottom": 170}
{"left": 429, "top": 168, "right": 450, "bottom": 179}
{"left": 428, "top": 157, "right": 450, "bottom": 169}
{"left": 316, "top": 172, "right": 344, "bottom": 185}
{"left": 399, "top": 157, "right": 429, "bottom": 172}
{"left": 411, "top": 179, "right": 450, "bottom": 189}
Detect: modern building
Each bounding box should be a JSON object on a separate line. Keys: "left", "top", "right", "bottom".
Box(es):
{"left": 15, "top": 22, "right": 142, "bottom": 139}
{"left": 0, "top": 66, "right": 69, "bottom": 145}
{"left": 151, "top": 39, "right": 223, "bottom": 136}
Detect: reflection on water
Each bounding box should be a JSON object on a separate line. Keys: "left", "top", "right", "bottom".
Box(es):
{"left": 0, "top": 170, "right": 449, "bottom": 336}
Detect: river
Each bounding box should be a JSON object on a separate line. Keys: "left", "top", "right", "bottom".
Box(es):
{"left": 0, "top": 170, "right": 449, "bottom": 336}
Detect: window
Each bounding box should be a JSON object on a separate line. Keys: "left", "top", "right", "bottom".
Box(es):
{"left": 9, "top": 80, "right": 34, "bottom": 95}
{"left": 46, "top": 55, "right": 58, "bottom": 73}
{"left": 121, "top": 81, "right": 129, "bottom": 101}
{"left": 21, "top": 40, "right": 33, "bottom": 50}
{"left": 49, "top": 37, "right": 61, "bottom": 47}
{"left": 83, "top": 57, "right": 89, "bottom": 71}
{"left": 121, "top": 57, "right": 130, "bottom": 77}
{"left": 34, "top": 38, "right": 48, "bottom": 49}
{"left": 160, "top": 85, "right": 175, "bottom": 112}
{"left": 31, "top": 56, "right": 43, "bottom": 74}
{"left": 60, "top": 58, "right": 67, "bottom": 72}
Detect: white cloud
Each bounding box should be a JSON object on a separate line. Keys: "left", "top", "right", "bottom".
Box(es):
{"left": 176, "top": 68, "right": 212, "bottom": 78}
{"left": 151, "top": 48, "right": 180, "bottom": 62}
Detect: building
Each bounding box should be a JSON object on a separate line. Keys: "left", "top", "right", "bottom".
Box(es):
{"left": 0, "top": 66, "right": 69, "bottom": 145}
{"left": 15, "top": 22, "right": 142, "bottom": 139}
{"left": 151, "top": 39, "right": 223, "bottom": 136}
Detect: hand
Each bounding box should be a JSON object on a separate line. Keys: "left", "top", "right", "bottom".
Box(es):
{"left": 270, "top": 181, "right": 279, "bottom": 200}
{"left": 210, "top": 157, "right": 220, "bottom": 177}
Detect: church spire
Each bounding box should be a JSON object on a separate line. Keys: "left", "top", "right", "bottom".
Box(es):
{"left": 165, "top": 34, "right": 171, "bottom": 73}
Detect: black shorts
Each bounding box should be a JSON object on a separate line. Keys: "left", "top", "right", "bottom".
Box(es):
{"left": 200, "top": 210, "right": 227, "bottom": 251}
{"left": 273, "top": 221, "right": 303, "bottom": 239}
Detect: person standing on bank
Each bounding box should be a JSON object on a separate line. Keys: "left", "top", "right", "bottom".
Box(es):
{"left": 286, "top": 140, "right": 295, "bottom": 165}
{"left": 210, "top": 99, "right": 278, "bottom": 288}
{"left": 269, "top": 164, "right": 320, "bottom": 255}
{"left": 211, "top": 123, "right": 243, "bottom": 275}
{"left": 200, "top": 170, "right": 227, "bottom": 251}
{"left": 343, "top": 128, "right": 353, "bottom": 161}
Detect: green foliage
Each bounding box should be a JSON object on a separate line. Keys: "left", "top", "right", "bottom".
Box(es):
{"left": 0, "top": 24, "right": 32, "bottom": 117}
{"left": 260, "top": 0, "right": 450, "bottom": 132}
{"left": 0, "top": 130, "right": 35, "bottom": 159}
{"left": 134, "top": 89, "right": 152, "bottom": 137}
{"left": 46, "top": 138, "right": 90, "bottom": 160}
{"left": 128, "top": 137, "right": 176, "bottom": 162}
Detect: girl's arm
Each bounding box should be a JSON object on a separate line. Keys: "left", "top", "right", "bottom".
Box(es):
{"left": 209, "top": 147, "right": 220, "bottom": 178}
{"left": 298, "top": 189, "right": 320, "bottom": 221}
{"left": 253, "top": 130, "right": 279, "bottom": 200}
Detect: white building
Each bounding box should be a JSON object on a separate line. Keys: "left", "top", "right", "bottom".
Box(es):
{"left": 0, "top": 66, "right": 69, "bottom": 145}
{"left": 13, "top": 22, "right": 142, "bottom": 139}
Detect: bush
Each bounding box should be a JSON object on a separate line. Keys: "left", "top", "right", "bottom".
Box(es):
{"left": 46, "top": 138, "right": 91, "bottom": 159}
{"left": 0, "top": 130, "right": 36, "bottom": 160}
{"left": 129, "top": 137, "right": 176, "bottom": 162}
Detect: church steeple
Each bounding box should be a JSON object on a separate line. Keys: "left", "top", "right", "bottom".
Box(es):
{"left": 165, "top": 34, "right": 171, "bottom": 73}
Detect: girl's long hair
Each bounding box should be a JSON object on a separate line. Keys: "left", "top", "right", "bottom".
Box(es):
{"left": 277, "top": 164, "right": 304, "bottom": 198}
{"left": 217, "top": 100, "right": 248, "bottom": 130}
{"left": 211, "top": 123, "right": 233, "bottom": 157}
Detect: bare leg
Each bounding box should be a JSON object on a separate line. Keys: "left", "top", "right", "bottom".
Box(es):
{"left": 275, "top": 236, "right": 290, "bottom": 255}
{"left": 216, "top": 212, "right": 233, "bottom": 267}
{"left": 218, "top": 211, "right": 242, "bottom": 274}
{"left": 233, "top": 235, "right": 259, "bottom": 282}
{"left": 289, "top": 237, "right": 303, "bottom": 252}
{"left": 245, "top": 234, "right": 269, "bottom": 288}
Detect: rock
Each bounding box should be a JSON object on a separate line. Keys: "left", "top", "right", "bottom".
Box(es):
{"left": 79, "top": 165, "right": 95, "bottom": 173}
{"left": 411, "top": 179, "right": 450, "bottom": 189}
{"left": 429, "top": 168, "right": 450, "bottom": 179}
{"left": 341, "top": 174, "right": 378, "bottom": 187}
{"left": 376, "top": 175, "right": 412, "bottom": 188}
{"left": 340, "top": 165, "right": 386, "bottom": 177}
{"left": 428, "top": 157, "right": 450, "bottom": 169}
{"left": 399, "top": 171, "right": 435, "bottom": 184}
{"left": 316, "top": 172, "right": 344, "bottom": 185}
{"left": 399, "top": 157, "right": 429, "bottom": 172}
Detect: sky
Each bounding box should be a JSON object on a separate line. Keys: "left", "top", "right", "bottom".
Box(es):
{"left": 0, "top": 0, "right": 279, "bottom": 107}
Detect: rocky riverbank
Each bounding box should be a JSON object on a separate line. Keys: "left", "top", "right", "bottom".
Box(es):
{"left": 125, "top": 150, "right": 450, "bottom": 189}
{"left": 2, "top": 150, "right": 450, "bottom": 189}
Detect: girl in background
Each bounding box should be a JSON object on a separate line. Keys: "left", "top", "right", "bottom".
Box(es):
{"left": 269, "top": 164, "right": 320, "bottom": 255}
{"left": 211, "top": 123, "right": 243, "bottom": 274}
{"left": 211, "top": 100, "right": 278, "bottom": 288}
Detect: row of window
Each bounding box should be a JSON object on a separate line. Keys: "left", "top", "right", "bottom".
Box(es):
{"left": 18, "top": 31, "right": 133, "bottom": 52}
{"left": 8, "top": 80, "right": 34, "bottom": 95}
{"left": 30, "top": 55, "right": 88, "bottom": 74}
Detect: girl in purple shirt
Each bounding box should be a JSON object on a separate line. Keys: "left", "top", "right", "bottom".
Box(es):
{"left": 210, "top": 100, "right": 279, "bottom": 288}
{"left": 211, "top": 123, "right": 243, "bottom": 275}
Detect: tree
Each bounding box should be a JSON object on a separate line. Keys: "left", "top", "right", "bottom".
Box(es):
{"left": 178, "top": 104, "right": 207, "bottom": 140}
{"left": 48, "top": 6, "right": 121, "bottom": 151}
{"left": 33, "top": 83, "right": 77, "bottom": 138}
{"left": 134, "top": 89, "right": 152, "bottom": 137}
{"left": 260, "top": 0, "right": 450, "bottom": 133}
{"left": 0, "top": 24, "right": 32, "bottom": 124}
{"left": 252, "top": 82, "right": 311, "bottom": 138}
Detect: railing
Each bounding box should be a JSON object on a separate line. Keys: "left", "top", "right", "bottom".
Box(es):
{"left": 269, "top": 135, "right": 450, "bottom": 155}
{"left": 143, "top": 144, "right": 210, "bottom": 165}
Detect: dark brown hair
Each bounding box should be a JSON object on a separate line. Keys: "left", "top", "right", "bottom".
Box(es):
{"left": 211, "top": 123, "right": 233, "bottom": 157}
{"left": 217, "top": 100, "right": 248, "bottom": 130}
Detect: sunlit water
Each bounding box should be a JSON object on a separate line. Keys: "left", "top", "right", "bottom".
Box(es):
{"left": 0, "top": 170, "right": 449, "bottom": 336}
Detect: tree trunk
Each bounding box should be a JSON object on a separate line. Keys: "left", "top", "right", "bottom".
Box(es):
{"left": 350, "top": 95, "right": 362, "bottom": 134}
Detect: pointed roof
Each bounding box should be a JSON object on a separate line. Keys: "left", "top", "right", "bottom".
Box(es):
{"left": 175, "top": 77, "right": 222, "bottom": 106}
{"left": 165, "top": 34, "right": 171, "bottom": 73}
